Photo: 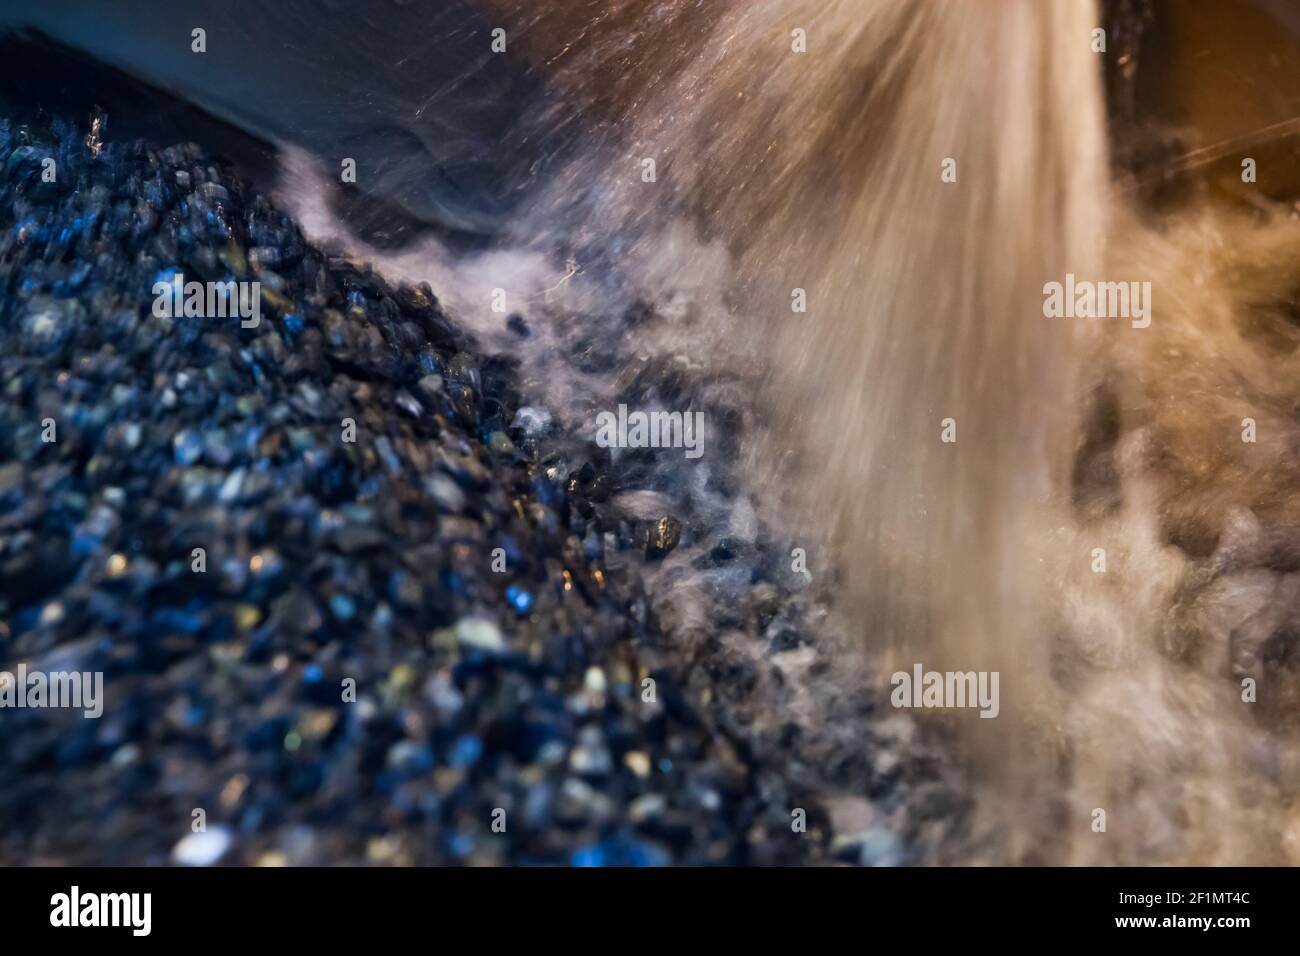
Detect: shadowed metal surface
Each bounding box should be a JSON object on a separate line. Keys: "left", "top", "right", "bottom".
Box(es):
{"left": 0, "top": 0, "right": 547, "bottom": 235}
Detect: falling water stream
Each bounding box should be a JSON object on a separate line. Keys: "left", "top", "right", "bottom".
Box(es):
{"left": 425, "top": 0, "right": 1300, "bottom": 864}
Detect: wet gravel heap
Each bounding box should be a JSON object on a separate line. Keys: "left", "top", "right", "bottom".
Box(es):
{"left": 0, "top": 108, "right": 963, "bottom": 865}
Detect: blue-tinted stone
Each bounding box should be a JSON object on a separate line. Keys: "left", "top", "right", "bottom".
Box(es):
{"left": 506, "top": 585, "right": 532, "bottom": 615}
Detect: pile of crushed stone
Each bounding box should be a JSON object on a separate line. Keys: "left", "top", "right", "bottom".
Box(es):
{"left": 0, "top": 105, "right": 965, "bottom": 865}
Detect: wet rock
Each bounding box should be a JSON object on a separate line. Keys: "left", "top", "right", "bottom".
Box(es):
{"left": 172, "top": 826, "right": 234, "bottom": 867}
{"left": 645, "top": 516, "right": 682, "bottom": 560}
